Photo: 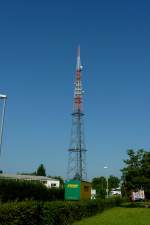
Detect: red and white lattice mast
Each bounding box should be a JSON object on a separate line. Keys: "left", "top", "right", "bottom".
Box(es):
{"left": 67, "top": 46, "right": 87, "bottom": 181}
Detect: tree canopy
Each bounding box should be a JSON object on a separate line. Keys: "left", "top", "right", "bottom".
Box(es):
{"left": 91, "top": 175, "right": 120, "bottom": 198}
{"left": 36, "top": 164, "right": 46, "bottom": 176}
{"left": 121, "top": 149, "right": 150, "bottom": 198}
{"left": 108, "top": 175, "right": 120, "bottom": 190}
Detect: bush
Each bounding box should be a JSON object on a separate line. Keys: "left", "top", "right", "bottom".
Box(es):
{"left": 0, "top": 179, "right": 64, "bottom": 202}
{"left": 0, "top": 201, "right": 43, "bottom": 225}
{"left": 0, "top": 197, "right": 122, "bottom": 225}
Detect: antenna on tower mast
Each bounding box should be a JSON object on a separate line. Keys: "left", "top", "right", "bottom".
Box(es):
{"left": 67, "top": 47, "right": 87, "bottom": 181}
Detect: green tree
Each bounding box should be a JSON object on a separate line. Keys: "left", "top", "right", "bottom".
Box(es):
{"left": 91, "top": 176, "right": 106, "bottom": 199}
{"left": 108, "top": 175, "right": 120, "bottom": 190}
{"left": 36, "top": 164, "right": 46, "bottom": 176}
{"left": 141, "top": 151, "right": 150, "bottom": 198}
{"left": 92, "top": 175, "right": 120, "bottom": 198}
{"left": 121, "top": 149, "right": 150, "bottom": 198}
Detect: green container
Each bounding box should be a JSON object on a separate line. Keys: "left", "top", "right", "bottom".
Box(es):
{"left": 65, "top": 179, "right": 91, "bottom": 200}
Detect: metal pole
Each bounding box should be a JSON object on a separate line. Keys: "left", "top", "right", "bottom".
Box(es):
{"left": 0, "top": 97, "right": 7, "bottom": 155}
{"left": 104, "top": 166, "right": 109, "bottom": 199}
{"left": 106, "top": 176, "right": 108, "bottom": 199}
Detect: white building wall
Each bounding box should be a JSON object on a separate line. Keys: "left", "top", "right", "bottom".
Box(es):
{"left": 0, "top": 174, "right": 60, "bottom": 189}
{"left": 45, "top": 180, "right": 60, "bottom": 188}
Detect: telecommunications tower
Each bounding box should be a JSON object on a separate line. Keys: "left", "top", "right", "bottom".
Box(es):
{"left": 67, "top": 46, "right": 87, "bottom": 181}
{"left": 0, "top": 94, "right": 7, "bottom": 155}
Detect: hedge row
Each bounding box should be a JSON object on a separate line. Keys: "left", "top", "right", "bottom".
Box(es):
{"left": 0, "top": 179, "right": 64, "bottom": 202}
{"left": 0, "top": 197, "right": 122, "bottom": 225}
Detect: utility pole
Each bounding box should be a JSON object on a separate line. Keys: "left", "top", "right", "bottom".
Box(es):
{"left": 104, "top": 166, "right": 109, "bottom": 199}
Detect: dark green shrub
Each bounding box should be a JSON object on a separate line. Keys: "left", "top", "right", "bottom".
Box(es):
{"left": 0, "top": 201, "right": 43, "bottom": 225}
{"left": 0, "top": 179, "right": 64, "bottom": 202}
{"left": 0, "top": 197, "right": 122, "bottom": 225}
{"left": 42, "top": 198, "right": 122, "bottom": 225}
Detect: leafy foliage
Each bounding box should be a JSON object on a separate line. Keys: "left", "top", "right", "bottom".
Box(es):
{"left": 121, "top": 149, "right": 150, "bottom": 198}
{"left": 108, "top": 176, "right": 120, "bottom": 190}
{"left": 91, "top": 176, "right": 120, "bottom": 198}
{"left": 92, "top": 177, "right": 106, "bottom": 198}
{"left": 0, "top": 179, "right": 64, "bottom": 202}
{"left": 36, "top": 164, "right": 46, "bottom": 176}
{"left": 0, "top": 198, "right": 122, "bottom": 225}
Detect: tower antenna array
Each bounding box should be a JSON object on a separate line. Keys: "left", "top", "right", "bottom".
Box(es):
{"left": 67, "top": 46, "right": 87, "bottom": 181}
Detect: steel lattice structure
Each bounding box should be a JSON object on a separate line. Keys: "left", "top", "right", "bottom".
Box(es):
{"left": 67, "top": 47, "right": 87, "bottom": 181}
{"left": 0, "top": 94, "right": 7, "bottom": 155}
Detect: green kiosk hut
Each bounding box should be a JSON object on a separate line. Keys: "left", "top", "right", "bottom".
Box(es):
{"left": 65, "top": 179, "right": 91, "bottom": 200}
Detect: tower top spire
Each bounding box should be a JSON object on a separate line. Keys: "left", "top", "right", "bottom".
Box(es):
{"left": 76, "top": 45, "right": 82, "bottom": 72}
{"left": 74, "top": 46, "right": 83, "bottom": 111}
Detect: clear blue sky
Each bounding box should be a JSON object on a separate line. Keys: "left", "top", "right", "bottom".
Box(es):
{"left": 0, "top": 0, "right": 150, "bottom": 179}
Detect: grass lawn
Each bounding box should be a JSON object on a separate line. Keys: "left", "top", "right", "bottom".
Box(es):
{"left": 72, "top": 207, "right": 150, "bottom": 225}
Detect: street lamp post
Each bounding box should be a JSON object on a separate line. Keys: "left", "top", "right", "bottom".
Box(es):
{"left": 104, "top": 166, "right": 109, "bottom": 199}
{"left": 0, "top": 94, "right": 7, "bottom": 155}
